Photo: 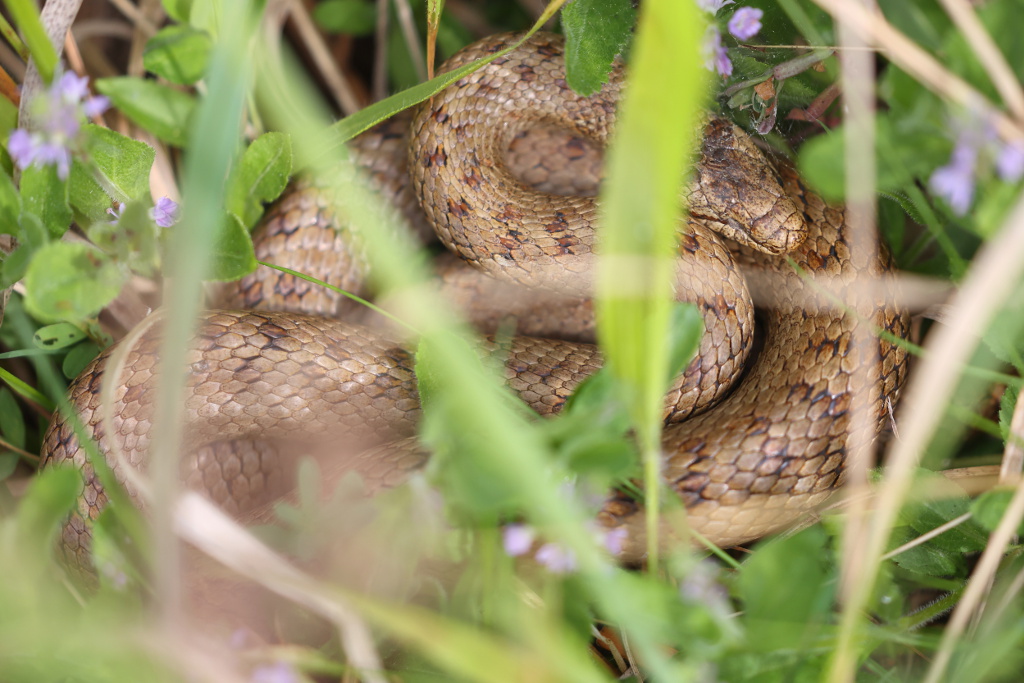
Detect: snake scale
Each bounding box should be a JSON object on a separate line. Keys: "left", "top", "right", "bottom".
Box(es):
{"left": 41, "top": 32, "right": 909, "bottom": 566}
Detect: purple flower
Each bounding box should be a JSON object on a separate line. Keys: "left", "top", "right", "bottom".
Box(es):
{"left": 106, "top": 202, "right": 125, "bottom": 224}
{"left": 696, "top": 0, "right": 734, "bottom": 12}
{"left": 502, "top": 524, "right": 535, "bottom": 557}
{"left": 251, "top": 662, "right": 300, "bottom": 683}
{"left": 930, "top": 140, "right": 977, "bottom": 216}
{"left": 702, "top": 27, "right": 733, "bottom": 77}
{"left": 7, "top": 70, "right": 109, "bottom": 180}
{"left": 601, "top": 527, "right": 628, "bottom": 556}
{"left": 535, "top": 543, "right": 577, "bottom": 574}
{"left": 151, "top": 196, "right": 180, "bottom": 227}
{"left": 997, "top": 141, "right": 1024, "bottom": 182}
{"left": 728, "top": 7, "right": 763, "bottom": 40}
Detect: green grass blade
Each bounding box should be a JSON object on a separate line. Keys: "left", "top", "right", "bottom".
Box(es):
{"left": 595, "top": 0, "right": 708, "bottom": 567}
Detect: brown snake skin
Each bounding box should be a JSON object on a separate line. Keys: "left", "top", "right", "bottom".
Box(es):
{"left": 41, "top": 32, "right": 909, "bottom": 566}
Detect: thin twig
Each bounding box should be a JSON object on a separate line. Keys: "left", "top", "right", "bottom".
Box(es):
{"left": 373, "top": 0, "right": 389, "bottom": 101}
{"left": 282, "top": 0, "right": 363, "bottom": 115}
{"left": 880, "top": 512, "right": 973, "bottom": 561}
{"left": 393, "top": 0, "right": 427, "bottom": 82}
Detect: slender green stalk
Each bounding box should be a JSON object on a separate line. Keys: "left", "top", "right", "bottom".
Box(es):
{"left": 596, "top": 0, "right": 707, "bottom": 569}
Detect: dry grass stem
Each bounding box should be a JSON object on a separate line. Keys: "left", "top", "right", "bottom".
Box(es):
{"left": 106, "top": 0, "right": 159, "bottom": 37}
{"left": 834, "top": 0, "right": 878, "bottom": 609}
{"left": 373, "top": 0, "right": 389, "bottom": 101}
{"left": 1000, "top": 389, "right": 1024, "bottom": 486}
{"left": 280, "top": 0, "right": 363, "bottom": 115}
{"left": 175, "top": 493, "right": 388, "bottom": 683}
{"left": 811, "top": 0, "right": 1024, "bottom": 142}
{"left": 936, "top": 0, "right": 1024, "bottom": 121}
{"left": 393, "top": 0, "right": 427, "bottom": 82}
{"left": 923, "top": 476, "right": 1024, "bottom": 683}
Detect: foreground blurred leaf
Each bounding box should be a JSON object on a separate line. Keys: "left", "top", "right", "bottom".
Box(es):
{"left": 735, "top": 526, "right": 834, "bottom": 651}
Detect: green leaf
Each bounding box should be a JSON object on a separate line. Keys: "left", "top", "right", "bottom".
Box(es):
{"left": 227, "top": 131, "right": 293, "bottom": 228}
{"left": 143, "top": 25, "right": 213, "bottom": 85}
{"left": 0, "top": 243, "right": 31, "bottom": 289}
{"left": 736, "top": 526, "right": 834, "bottom": 651}
{"left": 62, "top": 340, "right": 100, "bottom": 380}
{"left": 95, "top": 77, "right": 197, "bottom": 147}
{"left": 0, "top": 167, "right": 21, "bottom": 228}
{"left": 887, "top": 525, "right": 966, "bottom": 576}
{"left": 23, "top": 241, "right": 126, "bottom": 323}
{"left": 313, "top": 0, "right": 377, "bottom": 35}
{"left": 798, "top": 115, "right": 946, "bottom": 202}
{"left": 32, "top": 322, "right": 86, "bottom": 350}
{"left": 70, "top": 125, "right": 157, "bottom": 222}
{"left": 20, "top": 164, "right": 71, "bottom": 238}
{"left": 87, "top": 200, "right": 162, "bottom": 277}
{"left": 562, "top": 0, "right": 635, "bottom": 95}
{"left": 1001, "top": 385, "right": 1019, "bottom": 442}
{"left": 972, "top": 489, "right": 1024, "bottom": 536}
{"left": 207, "top": 212, "right": 257, "bottom": 281}
{"left": 0, "top": 386, "right": 25, "bottom": 449}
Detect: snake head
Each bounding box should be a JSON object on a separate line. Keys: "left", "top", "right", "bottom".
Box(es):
{"left": 686, "top": 116, "right": 808, "bottom": 256}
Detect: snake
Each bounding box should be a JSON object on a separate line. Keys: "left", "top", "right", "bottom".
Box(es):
{"left": 40, "top": 32, "right": 910, "bottom": 567}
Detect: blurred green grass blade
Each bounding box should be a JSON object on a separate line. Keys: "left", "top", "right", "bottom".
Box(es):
{"left": 595, "top": 0, "right": 707, "bottom": 565}
{"left": 0, "top": 365, "right": 53, "bottom": 412}
{"left": 2, "top": 0, "right": 57, "bottom": 82}
{"left": 149, "top": 0, "right": 258, "bottom": 611}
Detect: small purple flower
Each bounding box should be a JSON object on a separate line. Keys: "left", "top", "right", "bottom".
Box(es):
{"left": 601, "top": 527, "right": 629, "bottom": 556}
{"left": 930, "top": 139, "right": 977, "bottom": 216}
{"left": 106, "top": 202, "right": 125, "bottom": 223}
{"left": 997, "top": 141, "right": 1024, "bottom": 182}
{"left": 151, "top": 196, "right": 180, "bottom": 227}
{"left": 702, "top": 27, "right": 733, "bottom": 77}
{"left": 251, "top": 661, "right": 300, "bottom": 683}
{"left": 728, "top": 7, "right": 763, "bottom": 41}
{"left": 502, "top": 524, "right": 535, "bottom": 557}
{"left": 535, "top": 543, "right": 577, "bottom": 574}
{"left": 7, "top": 69, "right": 109, "bottom": 180}
{"left": 696, "top": 0, "right": 734, "bottom": 12}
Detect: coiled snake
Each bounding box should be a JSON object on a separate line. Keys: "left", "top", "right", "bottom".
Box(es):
{"left": 41, "top": 32, "right": 909, "bottom": 565}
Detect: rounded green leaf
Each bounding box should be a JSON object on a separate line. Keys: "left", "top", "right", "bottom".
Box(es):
{"left": 95, "top": 77, "right": 197, "bottom": 147}
{"left": 32, "top": 322, "right": 86, "bottom": 350}
{"left": 23, "top": 241, "right": 126, "bottom": 323}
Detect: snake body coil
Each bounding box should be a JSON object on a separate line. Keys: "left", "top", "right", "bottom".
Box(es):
{"left": 41, "top": 33, "right": 909, "bottom": 565}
